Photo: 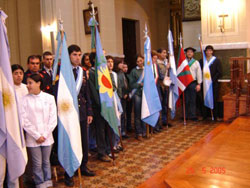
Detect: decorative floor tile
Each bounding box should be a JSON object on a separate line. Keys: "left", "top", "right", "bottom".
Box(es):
{"left": 24, "top": 119, "right": 219, "bottom": 188}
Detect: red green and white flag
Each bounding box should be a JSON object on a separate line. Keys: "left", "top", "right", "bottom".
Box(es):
{"left": 176, "top": 47, "right": 194, "bottom": 95}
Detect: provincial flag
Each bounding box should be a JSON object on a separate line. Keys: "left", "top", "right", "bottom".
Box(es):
{"left": 95, "top": 26, "right": 119, "bottom": 136}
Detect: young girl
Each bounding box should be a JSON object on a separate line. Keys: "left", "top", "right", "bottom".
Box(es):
{"left": 21, "top": 74, "right": 57, "bottom": 188}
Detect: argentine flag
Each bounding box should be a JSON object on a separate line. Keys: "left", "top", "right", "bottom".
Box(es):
{"left": 56, "top": 32, "right": 82, "bottom": 177}
{"left": 168, "top": 30, "right": 179, "bottom": 119}
{"left": 0, "top": 10, "right": 27, "bottom": 181}
{"left": 202, "top": 50, "right": 214, "bottom": 109}
{"left": 141, "top": 35, "right": 162, "bottom": 127}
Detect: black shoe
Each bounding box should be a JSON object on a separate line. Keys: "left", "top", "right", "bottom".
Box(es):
{"left": 117, "top": 145, "right": 123, "bottom": 151}
{"left": 81, "top": 168, "right": 95, "bottom": 177}
{"left": 113, "top": 147, "right": 120, "bottom": 153}
{"left": 127, "top": 128, "right": 133, "bottom": 133}
{"left": 167, "top": 123, "right": 173, "bottom": 127}
{"left": 122, "top": 135, "right": 129, "bottom": 139}
{"left": 90, "top": 148, "right": 98, "bottom": 153}
{"left": 98, "top": 155, "right": 112, "bottom": 162}
{"left": 190, "top": 117, "right": 198, "bottom": 121}
{"left": 64, "top": 176, "right": 74, "bottom": 187}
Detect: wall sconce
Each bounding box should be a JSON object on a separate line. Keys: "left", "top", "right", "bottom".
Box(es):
{"left": 41, "top": 22, "right": 57, "bottom": 54}
{"left": 218, "top": 14, "right": 228, "bottom": 33}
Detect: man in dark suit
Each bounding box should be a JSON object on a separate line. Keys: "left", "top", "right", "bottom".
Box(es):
{"left": 23, "top": 55, "right": 41, "bottom": 84}
{"left": 61, "top": 45, "right": 95, "bottom": 187}
{"left": 199, "top": 45, "right": 222, "bottom": 121}
{"left": 39, "top": 51, "right": 54, "bottom": 95}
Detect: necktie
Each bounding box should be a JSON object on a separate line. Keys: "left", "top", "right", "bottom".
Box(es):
{"left": 73, "top": 68, "right": 78, "bottom": 80}
{"left": 49, "top": 70, "right": 53, "bottom": 82}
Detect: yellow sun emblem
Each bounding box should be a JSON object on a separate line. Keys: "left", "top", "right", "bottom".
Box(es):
{"left": 147, "top": 61, "right": 150, "bottom": 65}
{"left": 98, "top": 66, "right": 113, "bottom": 98}
{"left": 204, "top": 72, "right": 210, "bottom": 80}
{"left": 58, "top": 100, "right": 71, "bottom": 113}
{"left": 2, "top": 90, "right": 13, "bottom": 109}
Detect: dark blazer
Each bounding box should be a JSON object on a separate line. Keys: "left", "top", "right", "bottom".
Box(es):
{"left": 39, "top": 68, "right": 54, "bottom": 95}
{"left": 77, "top": 69, "right": 93, "bottom": 121}
{"left": 117, "top": 71, "right": 129, "bottom": 99}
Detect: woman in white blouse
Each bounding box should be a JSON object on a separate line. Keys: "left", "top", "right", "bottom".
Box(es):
{"left": 21, "top": 74, "right": 57, "bottom": 188}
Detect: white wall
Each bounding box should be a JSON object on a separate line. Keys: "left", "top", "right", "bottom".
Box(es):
{"left": 183, "top": 21, "right": 201, "bottom": 51}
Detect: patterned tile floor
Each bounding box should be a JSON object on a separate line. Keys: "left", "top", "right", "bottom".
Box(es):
{"left": 49, "top": 119, "right": 219, "bottom": 188}
{"left": 24, "top": 119, "right": 219, "bottom": 188}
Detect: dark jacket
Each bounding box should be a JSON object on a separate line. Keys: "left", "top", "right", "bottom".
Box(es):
{"left": 129, "top": 67, "right": 143, "bottom": 97}
{"left": 117, "top": 70, "right": 129, "bottom": 99}
{"left": 77, "top": 69, "right": 93, "bottom": 121}
{"left": 39, "top": 68, "right": 54, "bottom": 95}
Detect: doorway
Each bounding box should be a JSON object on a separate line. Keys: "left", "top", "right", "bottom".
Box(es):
{"left": 122, "top": 18, "right": 139, "bottom": 72}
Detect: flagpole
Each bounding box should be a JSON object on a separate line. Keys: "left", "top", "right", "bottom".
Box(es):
{"left": 180, "top": 33, "right": 187, "bottom": 126}
{"left": 198, "top": 35, "right": 214, "bottom": 121}
{"left": 146, "top": 124, "right": 150, "bottom": 138}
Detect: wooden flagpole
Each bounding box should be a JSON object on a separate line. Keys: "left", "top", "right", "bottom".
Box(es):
{"left": 77, "top": 168, "right": 83, "bottom": 188}
{"left": 146, "top": 124, "right": 150, "bottom": 138}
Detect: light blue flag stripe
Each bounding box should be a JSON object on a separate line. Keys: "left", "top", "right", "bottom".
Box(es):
{"left": 141, "top": 36, "right": 162, "bottom": 127}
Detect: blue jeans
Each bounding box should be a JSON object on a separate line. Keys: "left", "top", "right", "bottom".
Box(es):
{"left": 133, "top": 95, "right": 146, "bottom": 136}
{"left": 28, "top": 145, "right": 52, "bottom": 188}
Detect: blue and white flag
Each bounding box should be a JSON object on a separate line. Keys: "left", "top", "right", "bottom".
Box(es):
{"left": 141, "top": 35, "right": 162, "bottom": 127}
{"left": 56, "top": 32, "right": 82, "bottom": 177}
{"left": 167, "top": 30, "right": 179, "bottom": 119}
{"left": 202, "top": 50, "right": 214, "bottom": 109}
{"left": 0, "top": 10, "right": 27, "bottom": 181}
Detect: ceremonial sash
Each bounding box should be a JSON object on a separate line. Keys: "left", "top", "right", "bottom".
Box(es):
{"left": 129, "top": 70, "right": 144, "bottom": 99}
{"left": 207, "top": 56, "right": 216, "bottom": 67}
{"left": 188, "top": 58, "right": 196, "bottom": 67}
{"left": 153, "top": 63, "right": 159, "bottom": 84}
{"left": 75, "top": 67, "right": 83, "bottom": 95}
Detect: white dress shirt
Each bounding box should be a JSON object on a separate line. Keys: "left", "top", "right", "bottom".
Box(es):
{"left": 188, "top": 59, "right": 202, "bottom": 84}
{"left": 14, "top": 83, "right": 28, "bottom": 104}
{"left": 21, "top": 91, "right": 57, "bottom": 147}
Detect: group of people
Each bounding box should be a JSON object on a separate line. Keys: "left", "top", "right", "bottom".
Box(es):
{"left": 3, "top": 42, "right": 221, "bottom": 188}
